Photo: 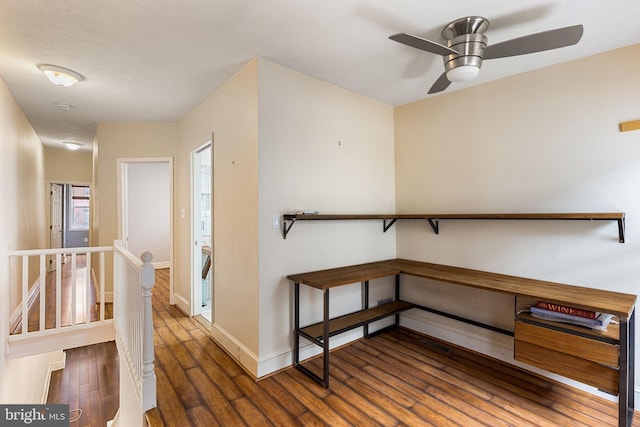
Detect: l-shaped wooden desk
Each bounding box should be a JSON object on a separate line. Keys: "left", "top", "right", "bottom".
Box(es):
{"left": 288, "top": 258, "right": 636, "bottom": 427}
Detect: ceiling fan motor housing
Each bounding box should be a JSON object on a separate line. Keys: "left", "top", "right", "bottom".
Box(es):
{"left": 442, "top": 17, "right": 490, "bottom": 76}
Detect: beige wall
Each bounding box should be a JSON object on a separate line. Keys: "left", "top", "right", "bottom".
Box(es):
{"left": 177, "top": 59, "right": 260, "bottom": 368}
{"left": 0, "top": 77, "right": 47, "bottom": 325}
{"left": 176, "top": 58, "right": 397, "bottom": 377}
{"left": 256, "top": 60, "right": 396, "bottom": 375}
{"left": 44, "top": 146, "right": 93, "bottom": 249}
{"left": 394, "top": 44, "right": 640, "bottom": 395}
{"left": 0, "top": 77, "right": 62, "bottom": 403}
{"left": 44, "top": 146, "right": 93, "bottom": 183}
{"left": 94, "top": 122, "right": 178, "bottom": 295}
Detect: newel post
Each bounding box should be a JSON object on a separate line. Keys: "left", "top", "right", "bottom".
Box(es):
{"left": 140, "top": 251, "right": 157, "bottom": 410}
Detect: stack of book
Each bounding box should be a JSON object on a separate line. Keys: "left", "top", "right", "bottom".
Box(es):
{"left": 530, "top": 301, "right": 614, "bottom": 331}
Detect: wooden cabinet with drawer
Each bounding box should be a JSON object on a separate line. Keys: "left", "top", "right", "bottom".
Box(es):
{"left": 514, "top": 314, "right": 620, "bottom": 394}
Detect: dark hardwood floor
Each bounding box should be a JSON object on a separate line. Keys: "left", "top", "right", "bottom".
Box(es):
{"left": 47, "top": 341, "right": 119, "bottom": 426}
{"left": 48, "top": 268, "right": 638, "bottom": 426}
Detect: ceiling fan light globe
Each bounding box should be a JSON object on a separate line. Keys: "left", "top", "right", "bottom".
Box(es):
{"left": 446, "top": 65, "right": 480, "bottom": 82}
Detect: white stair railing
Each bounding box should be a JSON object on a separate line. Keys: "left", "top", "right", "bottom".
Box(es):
{"left": 113, "top": 240, "right": 156, "bottom": 421}
{"left": 6, "top": 246, "right": 114, "bottom": 358}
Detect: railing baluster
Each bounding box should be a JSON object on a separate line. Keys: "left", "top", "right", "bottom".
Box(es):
{"left": 140, "top": 251, "right": 157, "bottom": 411}
{"left": 21, "top": 255, "right": 28, "bottom": 334}
{"left": 100, "top": 251, "right": 105, "bottom": 321}
{"left": 71, "top": 253, "right": 77, "bottom": 326}
{"left": 55, "top": 253, "right": 62, "bottom": 329}
{"left": 39, "top": 254, "right": 46, "bottom": 331}
{"left": 85, "top": 252, "right": 92, "bottom": 324}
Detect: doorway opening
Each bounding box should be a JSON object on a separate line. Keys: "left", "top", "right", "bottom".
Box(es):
{"left": 48, "top": 182, "right": 91, "bottom": 270}
{"left": 192, "top": 142, "right": 212, "bottom": 322}
{"left": 117, "top": 157, "right": 174, "bottom": 304}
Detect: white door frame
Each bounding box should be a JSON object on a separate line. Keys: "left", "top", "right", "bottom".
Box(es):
{"left": 47, "top": 183, "right": 64, "bottom": 272}
{"left": 191, "top": 140, "right": 213, "bottom": 317}
{"left": 46, "top": 180, "right": 92, "bottom": 271}
{"left": 46, "top": 180, "right": 92, "bottom": 246}
{"left": 49, "top": 183, "right": 64, "bottom": 247}
{"left": 117, "top": 157, "right": 174, "bottom": 304}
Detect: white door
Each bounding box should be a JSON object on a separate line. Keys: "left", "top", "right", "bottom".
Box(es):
{"left": 192, "top": 142, "right": 212, "bottom": 317}
{"left": 49, "top": 183, "right": 63, "bottom": 270}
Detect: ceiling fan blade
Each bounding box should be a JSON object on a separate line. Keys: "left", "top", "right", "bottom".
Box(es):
{"left": 484, "top": 24, "right": 583, "bottom": 59}
{"left": 428, "top": 73, "right": 451, "bottom": 94}
{"left": 389, "top": 33, "right": 458, "bottom": 56}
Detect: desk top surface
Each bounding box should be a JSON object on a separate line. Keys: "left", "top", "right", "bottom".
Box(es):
{"left": 287, "top": 258, "right": 636, "bottom": 318}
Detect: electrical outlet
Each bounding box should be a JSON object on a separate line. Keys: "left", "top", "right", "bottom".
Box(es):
{"left": 272, "top": 214, "right": 280, "bottom": 229}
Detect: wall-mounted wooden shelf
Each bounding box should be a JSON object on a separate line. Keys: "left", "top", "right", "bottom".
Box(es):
{"left": 281, "top": 212, "right": 626, "bottom": 243}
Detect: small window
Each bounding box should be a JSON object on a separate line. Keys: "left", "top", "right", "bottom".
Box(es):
{"left": 70, "top": 186, "right": 90, "bottom": 230}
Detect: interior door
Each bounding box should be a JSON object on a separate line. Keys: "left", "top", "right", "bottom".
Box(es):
{"left": 192, "top": 142, "right": 213, "bottom": 317}
{"left": 192, "top": 149, "right": 204, "bottom": 315}
{"left": 49, "top": 183, "right": 63, "bottom": 270}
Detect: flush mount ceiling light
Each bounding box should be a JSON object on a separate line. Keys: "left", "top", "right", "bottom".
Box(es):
{"left": 38, "top": 64, "right": 83, "bottom": 87}
{"left": 63, "top": 141, "right": 82, "bottom": 151}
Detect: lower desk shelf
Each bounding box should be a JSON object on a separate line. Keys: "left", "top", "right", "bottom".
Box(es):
{"left": 295, "top": 299, "right": 414, "bottom": 388}
{"left": 299, "top": 300, "right": 415, "bottom": 341}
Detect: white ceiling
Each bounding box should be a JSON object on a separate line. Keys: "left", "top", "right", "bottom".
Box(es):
{"left": 1, "top": 1, "right": 639, "bottom": 151}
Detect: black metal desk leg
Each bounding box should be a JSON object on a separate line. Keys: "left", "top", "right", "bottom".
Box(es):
{"left": 362, "top": 281, "right": 369, "bottom": 338}
{"left": 293, "top": 282, "right": 300, "bottom": 366}
{"left": 323, "top": 288, "right": 330, "bottom": 388}
{"left": 619, "top": 309, "right": 635, "bottom": 427}
{"left": 395, "top": 274, "right": 401, "bottom": 326}
{"left": 630, "top": 309, "right": 635, "bottom": 419}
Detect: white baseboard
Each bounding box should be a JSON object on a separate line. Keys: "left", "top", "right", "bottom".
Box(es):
{"left": 41, "top": 350, "right": 66, "bottom": 404}
{"left": 51, "top": 351, "right": 66, "bottom": 372}
{"left": 210, "top": 323, "right": 259, "bottom": 377}
{"left": 99, "top": 291, "right": 114, "bottom": 304}
{"left": 152, "top": 261, "right": 171, "bottom": 270}
{"left": 256, "top": 328, "right": 366, "bottom": 378}
{"left": 91, "top": 269, "right": 113, "bottom": 304}
{"left": 173, "top": 294, "right": 190, "bottom": 316}
{"left": 106, "top": 409, "right": 119, "bottom": 427}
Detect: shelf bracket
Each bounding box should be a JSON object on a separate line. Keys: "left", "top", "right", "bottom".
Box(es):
{"left": 383, "top": 218, "right": 398, "bottom": 232}
{"left": 426, "top": 218, "right": 439, "bottom": 234}
{"left": 282, "top": 217, "right": 296, "bottom": 239}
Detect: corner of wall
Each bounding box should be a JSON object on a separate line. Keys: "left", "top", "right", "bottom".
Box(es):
{"left": 210, "top": 323, "right": 259, "bottom": 378}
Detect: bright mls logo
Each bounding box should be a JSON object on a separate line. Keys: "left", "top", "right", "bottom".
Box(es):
{"left": 0, "top": 405, "right": 68, "bottom": 426}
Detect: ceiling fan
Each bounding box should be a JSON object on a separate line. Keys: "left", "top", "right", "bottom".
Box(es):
{"left": 389, "top": 16, "right": 583, "bottom": 94}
